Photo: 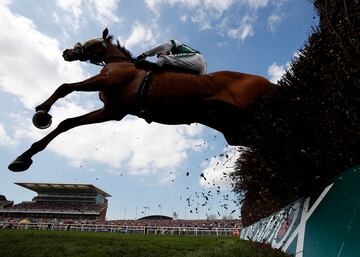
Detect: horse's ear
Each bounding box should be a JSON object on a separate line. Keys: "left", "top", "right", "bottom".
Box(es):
{"left": 102, "top": 28, "right": 109, "bottom": 40}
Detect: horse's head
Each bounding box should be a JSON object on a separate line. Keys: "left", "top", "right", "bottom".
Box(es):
{"left": 63, "top": 28, "right": 132, "bottom": 65}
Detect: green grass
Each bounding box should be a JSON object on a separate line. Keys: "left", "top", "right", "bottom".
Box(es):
{"left": 0, "top": 229, "right": 289, "bottom": 257}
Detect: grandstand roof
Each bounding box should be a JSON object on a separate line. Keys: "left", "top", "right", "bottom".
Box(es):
{"left": 138, "top": 215, "right": 173, "bottom": 220}
{"left": 15, "top": 182, "right": 111, "bottom": 197}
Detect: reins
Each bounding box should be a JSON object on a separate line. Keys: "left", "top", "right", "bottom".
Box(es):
{"left": 89, "top": 55, "right": 136, "bottom": 66}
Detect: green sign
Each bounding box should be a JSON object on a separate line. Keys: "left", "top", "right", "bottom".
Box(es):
{"left": 240, "top": 166, "right": 360, "bottom": 257}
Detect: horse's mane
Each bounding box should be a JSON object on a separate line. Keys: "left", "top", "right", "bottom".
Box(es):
{"left": 106, "top": 34, "right": 133, "bottom": 59}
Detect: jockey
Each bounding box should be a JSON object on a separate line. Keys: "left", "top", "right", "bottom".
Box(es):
{"left": 136, "top": 39, "right": 207, "bottom": 74}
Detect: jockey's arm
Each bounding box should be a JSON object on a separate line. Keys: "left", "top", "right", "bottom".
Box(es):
{"left": 142, "top": 41, "right": 173, "bottom": 57}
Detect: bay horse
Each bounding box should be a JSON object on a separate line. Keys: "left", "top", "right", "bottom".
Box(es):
{"left": 8, "top": 28, "right": 276, "bottom": 172}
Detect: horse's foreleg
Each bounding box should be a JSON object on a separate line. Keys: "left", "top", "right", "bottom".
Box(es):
{"left": 9, "top": 108, "right": 117, "bottom": 172}
{"left": 35, "top": 74, "right": 107, "bottom": 113}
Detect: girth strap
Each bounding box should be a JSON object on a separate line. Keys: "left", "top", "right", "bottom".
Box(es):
{"left": 137, "top": 71, "right": 153, "bottom": 123}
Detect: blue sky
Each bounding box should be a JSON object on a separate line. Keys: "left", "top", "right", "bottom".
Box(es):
{"left": 0, "top": 0, "right": 317, "bottom": 220}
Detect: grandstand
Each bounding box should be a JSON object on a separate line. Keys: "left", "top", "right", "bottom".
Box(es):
{"left": 0, "top": 195, "right": 13, "bottom": 209}
{"left": 0, "top": 182, "right": 110, "bottom": 221}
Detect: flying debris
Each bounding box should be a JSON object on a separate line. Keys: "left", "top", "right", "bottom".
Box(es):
{"left": 201, "top": 192, "right": 209, "bottom": 201}
{"left": 186, "top": 172, "right": 189, "bottom": 176}
{"left": 230, "top": 210, "right": 236, "bottom": 214}
{"left": 200, "top": 173, "right": 207, "bottom": 181}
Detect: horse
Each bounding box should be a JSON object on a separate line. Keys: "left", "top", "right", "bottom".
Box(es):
{"left": 8, "top": 28, "right": 276, "bottom": 172}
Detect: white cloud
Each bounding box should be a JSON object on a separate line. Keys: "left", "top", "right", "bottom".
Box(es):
{"left": 200, "top": 146, "right": 241, "bottom": 189}
{"left": 1, "top": 0, "right": 12, "bottom": 6}
{"left": 146, "top": 0, "right": 198, "bottom": 15}
{"left": 227, "top": 15, "right": 256, "bottom": 41}
{"left": 0, "top": 4, "right": 86, "bottom": 109}
{"left": 57, "top": 0, "right": 82, "bottom": 18}
{"left": 267, "top": 62, "right": 286, "bottom": 83}
{"left": 203, "top": 0, "right": 234, "bottom": 12}
{"left": 91, "top": 0, "right": 121, "bottom": 26}
{"left": 146, "top": 0, "right": 234, "bottom": 30}
{"left": 0, "top": 123, "right": 14, "bottom": 146}
{"left": 55, "top": 0, "right": 83, "bottom": 31}
{"left": 267, "top": 13, "right": 282, "bottom": 32}
{"left": 240, "top": 0, "right": 269, "bottom": 9}
{"left": 55, "top": 0, "right": 121, "bottom": 31}
{"left": 267, "top": 51, "right": 298, "bottom": 83}
{"left": 146, "top": 0, "right": 234, "bottom": 14}
{"left": 191, "top": 9, "right": 212, "bottom": 30}
{"left": 267, "top": 0, "right": 288, "bottom": 32}
{"left": 144, "top": 0, "right": 280, "bottom": 43}
{"left": 216, "top": 41, "right": 228, "bottom": 48}
{"left": 180, "top": 15, "right": 188, "bottom": 23}
{"left": 228, "top": 24, "right": 254, "bottom": 41}
{"left": 122, "top": 21, "right": 157, "bottom": 49}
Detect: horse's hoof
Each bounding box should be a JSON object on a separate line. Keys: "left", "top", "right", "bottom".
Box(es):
{"left": 8, "top": 157, "right": 33, "bottom": 172}
{"left": 33, "top": 110, "right": 52, "bottom": 129}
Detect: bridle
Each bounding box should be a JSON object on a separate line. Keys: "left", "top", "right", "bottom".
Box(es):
{"left": 73, "top": 40, "right": 135, "bottom": 66}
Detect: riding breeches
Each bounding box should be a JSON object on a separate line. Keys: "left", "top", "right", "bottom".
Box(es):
{"left": 157, "top": 54, "right": 207, "bottom": 74}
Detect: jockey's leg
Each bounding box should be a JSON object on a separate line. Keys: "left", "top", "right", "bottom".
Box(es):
{"left": 9, "top": 108, "right": 119, "bottom": 172}
{"left": 159, "top": 55, "right": 206, "bottom": 74}
{"left": 194, "top": 54, "right": 207, "bottom": 74}
{"left": 36, "top": 74, "right": 108, "bottom": 113}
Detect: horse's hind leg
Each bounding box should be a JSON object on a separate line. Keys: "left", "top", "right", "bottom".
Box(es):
{"left": 35, "top": 74, "right": 107, "bottom": 113}
{"left": 8, "top": 108, "right": 118, "bottom": 172}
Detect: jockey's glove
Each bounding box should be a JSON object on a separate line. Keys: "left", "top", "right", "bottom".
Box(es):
{"left": 136, "top": 53, "right": 146, "bottom": 60}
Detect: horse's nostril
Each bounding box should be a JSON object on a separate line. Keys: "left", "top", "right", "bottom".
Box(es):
{"left": 62, "top": 49, "right": 73, "bottom": 61}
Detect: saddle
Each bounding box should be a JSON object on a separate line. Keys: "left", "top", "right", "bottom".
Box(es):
{"left": 135, "top": 60, "right": 200, "bottom": 75}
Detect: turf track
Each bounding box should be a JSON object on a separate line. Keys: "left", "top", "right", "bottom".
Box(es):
{"left": 0, "top": 229, "right": 289, "bottom": 257}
